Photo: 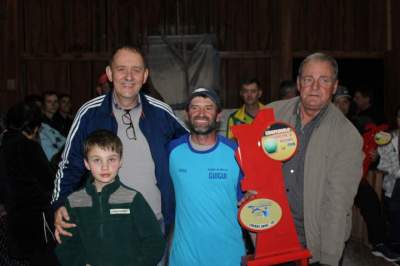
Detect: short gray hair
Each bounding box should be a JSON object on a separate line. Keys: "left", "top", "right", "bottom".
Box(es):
{"left": 298, "top": 52, "right": 338, "bottom": 80}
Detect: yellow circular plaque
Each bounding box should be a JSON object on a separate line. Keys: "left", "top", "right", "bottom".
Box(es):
{"left": 261, "top": 122, "right": 298, "bottom": 161}
{"left": 375, "top": 131, "right": 392, "bottom": 145}
{"left": 239, "top": 198, "right": 282, "bottom": 232}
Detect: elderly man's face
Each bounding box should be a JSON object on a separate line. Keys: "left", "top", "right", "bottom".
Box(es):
{"left": 106, "top": 49, "right": 148, "bottom": 104}
{"left": 297, "top": 60, "right": 338, "bottom": 112}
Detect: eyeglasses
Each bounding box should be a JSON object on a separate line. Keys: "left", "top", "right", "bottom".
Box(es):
{"left": 122, "top": 110, "right": 136, "bottom": 140}
{"left": 300, "top": 76, "right": 335, "bottom": 87}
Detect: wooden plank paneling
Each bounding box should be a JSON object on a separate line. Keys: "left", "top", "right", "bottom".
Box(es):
{"left": 0, "top": 0, "right": 20, "bottom": 113}
{"left": 24, "top": 61, "right": 42, "bottom": 96}
{"left": 0, "top": 0, "right": 398, "bottom": 115}
{"left": 69, "top": 62, "right": 92, "bottom": 109}
{"left": 0, "top": 0, "right": 6, "bottom": 94}
{"left": 292, "top": 0, "right": 386, "bottom": 52}
{"left": 221, "top": 57, "right": 272, "bottom": 108}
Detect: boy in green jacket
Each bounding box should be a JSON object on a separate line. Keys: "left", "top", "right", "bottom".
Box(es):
{"left": 55, "top": 129, "right": 165, "bottom": 266}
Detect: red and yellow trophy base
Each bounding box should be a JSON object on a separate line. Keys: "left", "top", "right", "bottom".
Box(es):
{"left": 243, "top": 250, "right": 310, "bottom": 266}
{"left": 232, "top": 108, "right": 311, "bottom": 266}
{"left": 239, "top": 195, "right": 311, "bottom": 266}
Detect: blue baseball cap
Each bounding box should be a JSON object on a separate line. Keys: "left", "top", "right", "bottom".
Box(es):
{"left": 187, "top": 88, "right": 222, "bottom": 109}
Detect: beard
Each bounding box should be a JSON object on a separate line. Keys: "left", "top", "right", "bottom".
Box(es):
{"left": 188, "top": 116, "right": 220, "bottom": 135}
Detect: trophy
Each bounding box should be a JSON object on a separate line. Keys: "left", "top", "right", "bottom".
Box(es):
{"left": 232, "top": 108, "right": 311, "bottom": 266}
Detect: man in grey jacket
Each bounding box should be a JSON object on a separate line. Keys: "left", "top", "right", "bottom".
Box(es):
{"left": 268, "top": 53, "right": 363, "bottom": 266}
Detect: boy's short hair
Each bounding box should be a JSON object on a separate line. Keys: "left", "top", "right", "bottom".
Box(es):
{"left": 83, "top": 130, "right": 123, "bottom": 159}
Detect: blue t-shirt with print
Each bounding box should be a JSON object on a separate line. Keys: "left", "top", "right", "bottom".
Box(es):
{"left": 168, "top": 134, "right": 245, "bottom": 266}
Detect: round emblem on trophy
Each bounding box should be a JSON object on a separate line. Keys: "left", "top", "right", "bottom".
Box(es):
{"left": 261, "top": 122, "right": 298, "bottom": 161}
{"left": 239, "top": 198, "right": 283, "bottom": 232}
{"left": 375, "top": 131, "right": 391, "bottom": 145}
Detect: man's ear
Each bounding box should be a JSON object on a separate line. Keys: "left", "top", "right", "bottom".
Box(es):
{"left": 84, "top": 159, "right": 91, "bottom": 171}
{"left": 143, "top": 68, "right": 149, "bottom": 84}
{"left": 106, "top": 66, "right": 113, "bottom": 82}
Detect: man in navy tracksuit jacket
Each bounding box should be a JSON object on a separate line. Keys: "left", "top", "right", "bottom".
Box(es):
{"left": 52, "top": 89, "right": 187, "bottom": 225}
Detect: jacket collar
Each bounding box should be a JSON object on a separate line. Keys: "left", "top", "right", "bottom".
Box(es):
{"left": 292, "top": 97, "right": 330, "bottom": 128}
{"left": 100, "top": 90, "right": 149, "bottom": 117}
{"left": 85, "top": 175, "right": 120, "bottom": 196}
{"left": 234, "top": 102, "right": 265, "bottom": 121}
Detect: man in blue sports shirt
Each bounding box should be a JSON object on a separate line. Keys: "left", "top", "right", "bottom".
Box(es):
{"left": 168, "top": 88, "right": 245, "bottom": 266}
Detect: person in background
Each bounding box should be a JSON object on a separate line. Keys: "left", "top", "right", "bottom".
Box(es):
{"left": 279, "top": 80, "right": 298, "bottom": 100}
{"left": 54, "top": 94, "right": 73, "bottom": 137}
{"left": 0, "top": 101, "right": 58, "bottom": 266}
{"left": 56, "top": 129, "right": 165, "bottom": 265}
{"left": 353, "top": 87, "right": 386, "bottom": 132}
{"left": 25, "top": 94, "right": 43, "bottom": 110}
{"left": 95, "top": 72, "right": 112, "bottom": 96}
{"left": 226, "top": 78, "right": 264, "bottom": 139}
{"left": 333, "top": 86, "right": 400, "bottom": 262}
{"left": 41, "top": 91, "right": 61, "bottom": 131}
{"left": 40, "top": 91, "right": 66, "bottom": 161}
{"left": 378, "top": 106, "right": 400, "bottom": 255}
{"left": 332, "top": 86, "right": 353, "bottom": 116}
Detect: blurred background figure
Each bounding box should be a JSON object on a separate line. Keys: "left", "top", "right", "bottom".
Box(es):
{"left": 41, "top": 91, "right": 60, "bottom": 132}
{"left": 333, "top": 85, "right": 354, "bottom": 117}
{"left": 95, "top": 72, "right": 111, "bottom": 96}
{"left": 378, "top": 106, "right": 400, "bottom": 255}
{"left": 39, "top": 92, "right": 66, "bottom": 161}
{"left": 24, "top": 94, "right": 43, "bottom": 110}
{"left": 333, "top": 87, "right": 400, "bottom": 262}
{"left": 54, "top": 94, "right": 73, "bottom": 137}
{"left": 278, "top": 80, "right": 298, "bottom": 100}
{"left": 0, "top": 101, "right": 59, "bottom": 266}
{"left": 226, "top": 78, "right": 264, "bottom": 139}
{"left": 353, "top": 87, "right": 386, "bottom": 131}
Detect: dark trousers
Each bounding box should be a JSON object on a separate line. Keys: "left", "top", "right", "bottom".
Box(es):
{"left": 354, "top": 180, "right": 385, "bottom": 246}
{"left": 385, "top": 179, "right": 400, "bottom": 251}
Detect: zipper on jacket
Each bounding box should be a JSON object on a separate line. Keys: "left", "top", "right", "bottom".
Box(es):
{"left": 98, "top": 192, "right": 104, "bottom": 239}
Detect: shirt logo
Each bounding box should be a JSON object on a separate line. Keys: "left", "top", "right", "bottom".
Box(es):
{"left": 208, "top": 168, "right": 228, "bottom": 179}
{"left": 110, "top": 208, "right": 130, "bottom": 215}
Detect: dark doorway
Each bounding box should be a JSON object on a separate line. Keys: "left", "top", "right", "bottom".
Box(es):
{"left": 293, "top": 58, "right": 385, "bottom": 112}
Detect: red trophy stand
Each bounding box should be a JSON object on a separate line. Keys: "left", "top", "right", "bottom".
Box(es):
{"left": 232, "top": 108, "right": 311, "bottom": 266}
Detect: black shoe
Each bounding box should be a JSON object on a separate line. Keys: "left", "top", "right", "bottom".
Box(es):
{"left": 371, "top": 243, "right": 400, "bottom": 262}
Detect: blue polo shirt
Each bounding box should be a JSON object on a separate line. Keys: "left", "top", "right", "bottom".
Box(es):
{"left": 168, "top": 134, "right": 245, "bottom": 266}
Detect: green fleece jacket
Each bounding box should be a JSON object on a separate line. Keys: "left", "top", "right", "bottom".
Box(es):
{"left": 55, "top": 177, "right": 165, "bottom": 266}
{"left": 268, "top": 97, "right": 363, "bottom": 266}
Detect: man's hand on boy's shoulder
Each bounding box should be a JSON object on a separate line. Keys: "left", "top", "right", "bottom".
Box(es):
{"left": 54, "top": 206, "right": 76, "bottom": 243}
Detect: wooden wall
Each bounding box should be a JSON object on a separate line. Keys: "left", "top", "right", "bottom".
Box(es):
{"left": 0, "top": 0, "right": 398, "bottom": 121}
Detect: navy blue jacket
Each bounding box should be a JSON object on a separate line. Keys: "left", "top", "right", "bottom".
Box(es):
{"left": 52, "top": 91, "right": 188, "bottom": 226}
